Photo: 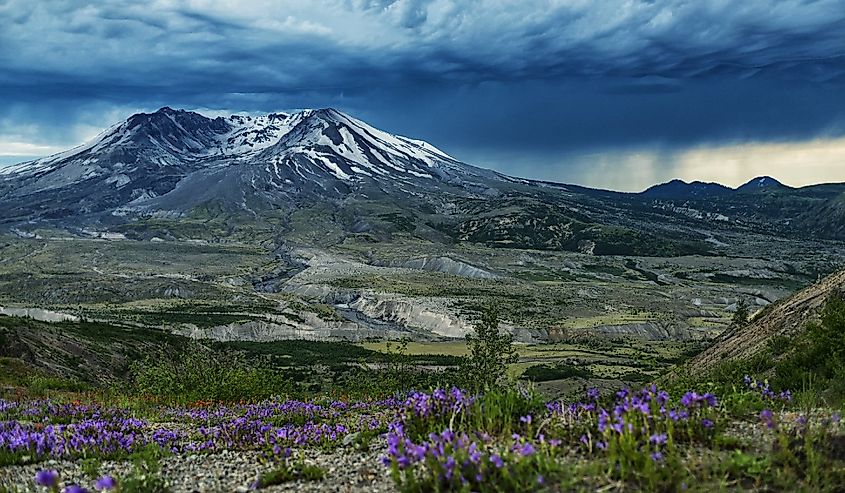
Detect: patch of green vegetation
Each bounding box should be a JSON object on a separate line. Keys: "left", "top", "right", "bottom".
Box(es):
{"left": 116, "top": 445, "right": 171, "bottom": 493}
{"left": 520, "top": 363, "right": 594, "bottom": 382}
{"left": 773, "top": 295, "right": 845, "bottom": 403}
{"left": 429, "top": 196, "right": 714, "bottom": 257}
{"left": 711, "top": 273, "right": 807, "bottom": 290}
{"left": 256, "top": 460, "right": 326, "bottom": 488}
{"left": 0, "top": 357, "right": 40, "bottom": 387}
{"left": 131, "top": 343, "right": 295, "bottom": 403}
{"left": 377, "top": 212, "right": 417, "bottom": 233}
{"left": 25, "top": 375, "right": 89, "bottom": 394}
{"left": 305, "top": 303, "right": 345, "bottom": 322}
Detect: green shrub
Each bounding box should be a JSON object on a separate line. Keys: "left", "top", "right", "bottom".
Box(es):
{"left": 255, "top": 459, "right": 325, "bottom": 488}
{"left": 461, "top": 307, "right": 518, "bottom": 392}
{"left": 773, "top": 296, "right": 845, "bottom": 403}
{"left": 26, "top": 376, "right": 89, "bottom": 394}
{"left": 130, "top": 343, "right": 294, "bottom": 402}
{"left": 520, "top": 363, "right": 593, "bottom": 382}
{"left": 767, "top": 335, "right": 791, "bottom": 357}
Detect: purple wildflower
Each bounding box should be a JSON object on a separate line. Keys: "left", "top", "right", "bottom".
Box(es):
{"left": 94, "top": 476, "right": 117, "bottom": 491}
{"left": 760, "top": 409, "right": 776, "bottom": 429}
{"left": 490, "top": 454, "right": 504, "bottom": 468}
{"left": 649, "top": 433, "right": 668, "bottom": 445}
{"left": 63, "top": 486, "right": 90, "bottom": 493}
{"left": 35, "top": 470, "right": 59, "bottom": 487}
{"left": 513, "top": 442, "right": 535, "bottom": 456}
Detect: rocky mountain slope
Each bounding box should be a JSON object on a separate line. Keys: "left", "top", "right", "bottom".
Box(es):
{"left": 0, "top": 107, "right": 494, "bottom": 220}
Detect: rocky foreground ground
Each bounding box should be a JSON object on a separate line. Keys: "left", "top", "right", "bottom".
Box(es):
{"left": 1, "top": 446, "right": 395, "bottom": 492}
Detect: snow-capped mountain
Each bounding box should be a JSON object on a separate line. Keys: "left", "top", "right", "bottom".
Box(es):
{"left": 255, "top": 108, "right": 461, "bottom": 182}
{"left": 0, "top": 107, "right": 498, "bottom": 222}
{"left": 3, "top": 106, "right": 841, "bottom": 246}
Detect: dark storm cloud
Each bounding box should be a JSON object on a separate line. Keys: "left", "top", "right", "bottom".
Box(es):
{"left": 1, "top": 0, "right": 845, "bottom": 186}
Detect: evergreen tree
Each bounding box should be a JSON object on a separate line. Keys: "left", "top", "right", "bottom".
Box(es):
{"left": 732, "top": 299, "right": 749, "bottom": 327}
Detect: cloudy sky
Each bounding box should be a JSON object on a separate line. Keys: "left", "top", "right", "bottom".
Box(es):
{"left": 1, "top": 0, "right": 844, "bottom": 191}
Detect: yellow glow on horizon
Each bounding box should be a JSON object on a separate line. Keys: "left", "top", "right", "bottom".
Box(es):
{"left": 673, "top": 137, "right": 845, "bottom": 188}
{"left": 565, "top": 137, "right": 845, "bottom": 192}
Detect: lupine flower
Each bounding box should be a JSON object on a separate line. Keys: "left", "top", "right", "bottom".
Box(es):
{"left": 512, "top": 441, "right": 535, "bottom": 456}
{"left": 743, "top": 376, "right": 792, "bottom": 402}
{"left": 649, "top": 433, "right": 667, "bottom": 445}
{"left": 490, "top": 454, "right": 504, "bottom": 468}
{"left": 94, "top": 476, "right": 117, "bottom": 491}
{"left": 63, "top": 486, "right": 90, "bottom": 493}
{"left": 760, "top": 409, "right": 776, "bottom": 429}
{"left": 35, "top": 470, "right": 59, "bottom": 487}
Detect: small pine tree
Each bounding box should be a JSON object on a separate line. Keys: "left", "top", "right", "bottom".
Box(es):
{"left": 732, "top": 299, "right": 749, "bottom": 327}
{"left": 462, "top": 307, "right": 519, "bottom": 391}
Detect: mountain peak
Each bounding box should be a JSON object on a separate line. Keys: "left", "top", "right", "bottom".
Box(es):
{"left": 641, "top": 179, "right": 732, "bottom": 198}
{"left": 0, "top": 105, "right": 467, "bottom": 212}
{"left": 313, "top": 107, "right": 342, "bottom": 115}
{"left": 737, "top": 176, "right": 787, "bottom": 192}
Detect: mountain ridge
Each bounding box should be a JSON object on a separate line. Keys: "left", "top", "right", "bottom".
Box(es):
{"left": 2, "top": 107, "right": 845, "bottom": 252}
{"left": 641, "top": 176, "right": 792, "bottom": 199}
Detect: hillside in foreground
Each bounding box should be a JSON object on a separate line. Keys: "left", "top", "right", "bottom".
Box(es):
{"left": 689, "top": 267, "right": 845, "bottom": 373}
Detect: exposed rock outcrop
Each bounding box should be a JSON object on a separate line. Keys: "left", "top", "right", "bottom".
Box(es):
{"left": 376, "top": 256, "right": 499, "bottom": 279}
